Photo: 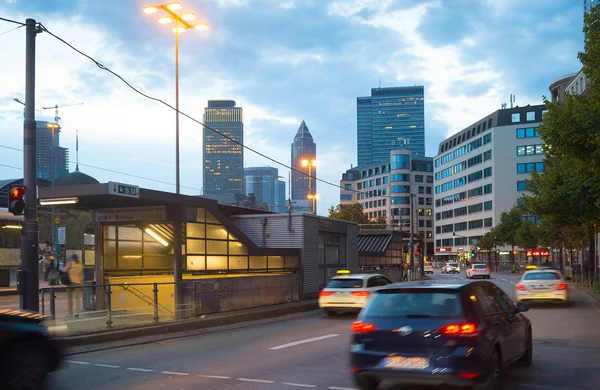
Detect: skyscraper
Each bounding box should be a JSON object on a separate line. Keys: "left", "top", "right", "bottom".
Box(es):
{"left": 290, "top": 120, "right": 316, "bottom": 213}
{"left": 357, "top": 86, "right": 425, "bottom": 166}
{"left": 203, "top": 100, "right": 244, "bottom": 195}
{"left": 36, "top": 120, "right": 69, "bottom": 181}
{"left": 244, "top": 166, "right": 287, "bottom": 212}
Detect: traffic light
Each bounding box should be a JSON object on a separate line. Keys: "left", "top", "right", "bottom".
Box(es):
{"left": 452, "top": 232, "right": 456, "bottom": 238}
{"left": 8, "top": 185, "right": 26, "bottom": 215}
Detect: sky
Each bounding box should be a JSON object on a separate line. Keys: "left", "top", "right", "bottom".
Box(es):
{"left": 0, "top": 0, "right": 586, "bottom": 215}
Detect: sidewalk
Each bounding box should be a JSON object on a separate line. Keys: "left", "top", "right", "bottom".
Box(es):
{"left": 571, "top": 284, "right": 600, "bottom": 310}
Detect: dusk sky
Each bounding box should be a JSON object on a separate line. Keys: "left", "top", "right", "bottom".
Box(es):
{"left": 0, "top": 0, "right": 586, "bottom": 214}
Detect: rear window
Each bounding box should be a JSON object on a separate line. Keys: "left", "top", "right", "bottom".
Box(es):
{"left": 448, "top": 262, "right": 457, "bottom": 266}
{"left": 326, "top": 278, "right": 364, "bottom": 289}
{"left": 524, "top": 272, "right": 561, "bottom": 281}
{"left": 363, "top": 291, "right": 463, "bottom": 318}
{"left": 474, "top": 264, "right": 488, "bottom": 269}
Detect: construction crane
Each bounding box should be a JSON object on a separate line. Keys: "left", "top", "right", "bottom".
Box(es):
{"left": 13, "top": 98, "right": 43, "bottom": 119}
{"left": 42, "top": 102, "right": 84, "bottom": 124}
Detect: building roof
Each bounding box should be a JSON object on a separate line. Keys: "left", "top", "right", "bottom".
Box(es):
{"left": 54, "top": 170, "right": 99, "bottom": 186}
{"left": 294, "top": 120, "right": 313, "bottom": 141}
{"left": 358, "top": 233, "right": 392, "bottom": 254}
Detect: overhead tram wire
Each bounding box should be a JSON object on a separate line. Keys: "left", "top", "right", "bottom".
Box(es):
{"left": 0, "top": 24, "right": 23, "bottom": 36}
{"left": 0, "top": 16, "right": 26, "bottom": 26}
{"left": 37, "top": 23, "right": 355, "bottom": 196}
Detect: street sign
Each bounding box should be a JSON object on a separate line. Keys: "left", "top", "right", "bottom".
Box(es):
{"left": 109, "top": 181, "right": 139, "bottom": 198}
{"left": 57, "top": 226, "right": 66, "bottom": 245}
{"left": 54, "top": 217, "right": 60, "bottom": 225}
{"left": 96, "top": 206, "right": 166, "bottom": 222}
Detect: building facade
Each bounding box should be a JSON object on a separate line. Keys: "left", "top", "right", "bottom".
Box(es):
{"left": 357, "top": 86, "right": 425, "bottom": 166}
{"left": 244, "top": 166, "right": 287, "bottom": 213}
{"left": 340, "top": 145, "right": 434, "bottom": 258}
{"left": 203, "top": 100, "right": 244, "bottom": 195}
{"left": 36, "top": 120, "right": 69, "bottom": 181}
{"left": 290, "top": 120, "right": 317, "bottom": 212}
{"left": 433, "top": 105, "right": 547, "bottom": 261}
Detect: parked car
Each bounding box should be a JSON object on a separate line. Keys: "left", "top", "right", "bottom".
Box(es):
{"left": 318, "top": 270, "right": 392, "bottom": 315}
{"left": 516, "top": 268, "right": 569, "bottom": 306}
{"left": 423, "top": 262, "right": 434, "bottom": 274}
{"left": 442, "top": 262, "right": 460, "bottom": 274}
{"left": 350, "top": 280, "right": 532, "bottom": 390}
{"left": 0, "top": 309, "right": 65, "bottom": 390}
{"left": 466, "top": 263, "right": 491, "bottom": 279}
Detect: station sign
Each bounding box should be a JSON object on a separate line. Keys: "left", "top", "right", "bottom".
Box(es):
{"left": 57, "top": 226, "right": 66, "bottom": 245}
{"left": 96, "top": 206, "right": 166, "bottom": 222}
{"left": 109, "top": 181, "right": 139, "bottom": 198}
{"left": 436, "top": 247, "right": 453, "bottom": 252}
{"left": 527, "top": 249, "right": 549, "bottom": 256}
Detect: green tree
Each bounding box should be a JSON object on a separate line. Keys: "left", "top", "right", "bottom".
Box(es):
{"left": 328, "top": 203, "right": 369, "bottom": 224}
{"left": 516, "top": 220, "right": 539, "bottom": 263}
{"left": 494, "top": 206, "right": 523, "bottom": 264}
{"left": 478, "top": 230, "right": 497, "bottom": 267}
{"left": 65, "top": 212, "right": 92, "bottom": 250}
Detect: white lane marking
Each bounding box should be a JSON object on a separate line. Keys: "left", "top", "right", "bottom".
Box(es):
{"left": 198, "top": 374, "right": 231, "bottom": 379}
{"left": 94, "top": 364, "right": 120, "bottom": 368}
{"left": 269, "top": 334, "right": 340, "bottom": 350}
{"left": 328, "top": 387, "right": 358, "bottom": 390}
{"left": 161, "top": 371, "right": 189, "bottom": 376}
{"left": 65, "top": 360, "right": 90, "bottom": 365}
{"left": 237, "top": 378, "right": 275, "bottom": 383}
{"left": 283, "top": 383, "right": 317, "bottom": 388}
{"left": 502, "top": 279, "right": 508, "bottom": 281}
{"left": 127, "top": 368, "right": 154, "bottom": 372}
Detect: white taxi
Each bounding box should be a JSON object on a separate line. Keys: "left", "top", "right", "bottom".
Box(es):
{"left": 516, "top": 268, "right": 569, "bottom": 306}
{"left": 466, "top": 263, "right": 491, "bottom": 279}
{"left": 424, "top": 262, "right": 434, "bottom": 274}
{"left": 442, "top": 261, "right": 460, "bottom": 274}
{"left": 318, "top": 270, "right": 392, "bottom": 316}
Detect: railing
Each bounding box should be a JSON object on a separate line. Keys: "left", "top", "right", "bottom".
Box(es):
{"left": 39, "top": 276, "right": 300, "bottom": 334}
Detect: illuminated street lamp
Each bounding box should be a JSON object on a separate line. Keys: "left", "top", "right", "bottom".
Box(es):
{"left": 301, "top": 159, "right": 317, "bottom": 214}
{"left": 46, "top": 122, "right": 60, "bottom": 250}
{"left": 142, "top": 2, "right": 209, "bottom": 194}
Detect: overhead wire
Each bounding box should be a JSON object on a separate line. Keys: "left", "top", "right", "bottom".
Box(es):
{"left": 0, "top": 16, "right": 25, "bottom": 26}
{"left": 0, "top": 24, "right": 23, "bottom": 36}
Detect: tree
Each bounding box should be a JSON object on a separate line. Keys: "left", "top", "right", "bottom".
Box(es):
{"left": 328, "top": 203, "right": 369, "bottom": 224}
{"left": 66, "top": 212, "right": 92, "bottom": 250}
{"left": 516, "top": 220, "right": 539, "bottom": 264}
{"left": 478, "top": 231, "right": 497, "bottom": 267}
{"left": 494, "top": 206, "right": 523, "bottom": 264}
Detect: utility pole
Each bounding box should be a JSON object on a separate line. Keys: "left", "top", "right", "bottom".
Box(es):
{"left": 21, "top": 18, "right": 42, "bottom": 312}
{"left": 409, "top": 194, "right": 415, "bottom": 281}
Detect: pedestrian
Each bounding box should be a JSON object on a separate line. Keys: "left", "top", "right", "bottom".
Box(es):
{"left": 65, "top": 254, "right": 84, "bottom": 317}
{"left": 47, "top": 254, "right": 59, "bottom": 286}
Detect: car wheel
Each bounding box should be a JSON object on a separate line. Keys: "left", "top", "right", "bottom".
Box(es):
{"left": 354, "top": 374, "right": 379, "bottom": 390}
{"left": 519, "top": 329, "right": 533, "bottom": 366}
{"left": 475, "top": 348, "right": 502, "bottom": 390}
{"left": 5, "top": 342, "right": 48, "bottom": 390}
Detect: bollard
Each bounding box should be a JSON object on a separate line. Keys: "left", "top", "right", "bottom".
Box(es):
{"left": 50, "top": 287, "right": 56, "bottom": 320}
{"left": 105, "top": 285, "right": 113, "bottom": 328}
{"left": 153, "top": 283, "right": 159, "bottom": 324}
{"left": 41, "top": 289, "right": 45, "bottom": 316}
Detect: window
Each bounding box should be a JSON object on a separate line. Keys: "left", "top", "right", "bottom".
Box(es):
{"left": 484, "top": 218, "right": 493, "bottom": 227}
{"left": 517, "top": 181, "right": 527, "bottom": 191}
{"left": 483, "top": 133, "right": 492, "bottom": 144}
{"left": 512, "top": 113, "right": 520, "bottom": 123}
{"left": 455, "top": 222, "right": 467, "bottom": 231}
{"left": 484, "top": 201, "right": 493, "bottom": 211}
{"left": 418, "top": 197, "right": 424, "bottom": 205}
{"left": 340, "top": 194, "right": 352, "bottom": 201}
{"left": 483, "top": 167, "right": 492, "bottom": 178}
{"left": 391, "top": 185, "right": 410, "bottom": 194}
{"left": 391, "top": 173, "right": 411, "bottom": 182}
{"left": 391, "top": 153, "right": 410, "bottom": 170}
{"left": 383, "top": 176, "right": 389, "bottom": 184}
{"left": 483, "top": 150, "right": 492, "bottom": 161}
{"left": 344, "top": 184, "right": 352, "bottom": 190}
{"left": 468, "top": 203, "right": 483, "bottom": 214}
{"left": 517, "top": 144, "right": 544, "bottom": 156}
{"left": 484, "top": 184, "right": 492, "bottom": 194}
{"left": 426, "top": 209, "right": 432, "bottom": 217}
{"left": 517, "top": 162, "right": 545, "bottom": 173}
{"left": 392, "top": 197, "right": 410, "bottom": 205}
{"left": 517, "top": 127, "right": 540, "bottom": 138}
{"left": 469, "top": 220, "right": 484, "bottom": 229}
{"left": 526, "top": 111, "right": 535, "bottom": 121}
{"left": 415, "top": 174, "right": 424, "bottom": 182}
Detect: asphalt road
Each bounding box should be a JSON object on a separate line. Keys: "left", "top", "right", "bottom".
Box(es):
{"left": 47, "top": 271, "right": 600, "bottom": 390}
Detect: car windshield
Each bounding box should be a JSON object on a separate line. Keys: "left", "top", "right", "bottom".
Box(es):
{"left": 448, "top": 263, "right": 457, "bottom": 267}
{"left": 474, "top": 264, "right": 487, "bottom": 269}
{"left": 524, "top": 272, "right": 561, "bottom": 281}
{"left": 326, "top": 278, "right": 364, "bottom": 289}
{"left": 362, "top": 291, "right": 463, "bottom": 318}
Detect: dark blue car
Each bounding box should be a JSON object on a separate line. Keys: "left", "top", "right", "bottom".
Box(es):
{"left": 350, "top": 281, "right": 532, "bottom": 390}
{"left": 0, "top": 309, "right": 63, "bottom": 390}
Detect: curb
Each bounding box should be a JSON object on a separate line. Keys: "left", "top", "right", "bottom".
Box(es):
{"left": 57, "top": 301, "right": 319, "bottom": 348}
{"left": 570, "top": 284, "right": 600, "bottom": 310}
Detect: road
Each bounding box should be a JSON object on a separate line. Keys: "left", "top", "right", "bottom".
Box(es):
{"left": 47, "top": 271, "right": 600, "bottom": 390}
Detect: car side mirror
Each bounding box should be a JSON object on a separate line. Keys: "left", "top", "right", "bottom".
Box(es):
{"left": 515, "top": 302, "right": 529, "bottom": 313}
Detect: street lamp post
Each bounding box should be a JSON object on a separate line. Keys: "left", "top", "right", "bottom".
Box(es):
{"left": 47, "top": 122, "right": 59, "bottom": 252}
{"left": 143, "top": 2, "right": 208, "bottom": 195}
{"left": 301, "top": 159, "right": 317, "bottom": 214}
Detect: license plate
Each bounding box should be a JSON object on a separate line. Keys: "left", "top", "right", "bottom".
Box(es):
{"left": 384, "top": 357, "right": 429, "bottom": 370}
{"left": 335, "top": 292, "right": 348, "bottom": 296}
{"left": 536, "top": 294, "right": 547, "bottom": 298}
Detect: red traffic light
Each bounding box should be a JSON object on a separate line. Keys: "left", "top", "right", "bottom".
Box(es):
{"left": 8, "top": 185, "right": 26, "bottom": 215}
{"left": 10, "top": 186, "right": 26, "bottom": 200}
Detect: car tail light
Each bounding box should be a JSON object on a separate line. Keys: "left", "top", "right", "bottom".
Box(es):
{"left": 350, "top": 321, "right": 377, "bottom": 333}
{"left": 319, "top": 290, "right": 333, "bottom": 297}
{"left": 351, "top": 290, "right": 370, "bottom": 297}
{"left": 439, "top": 323, "right": 478, "bottom": 335}
{"left": 484, "top": 268, "right": 490, "bottom": 273}
{"left": 557, "top": 284, "right": 568, "bottom": 290}
{"left": 516, "top": 284, "right": 527, "bottom": 291}
{"left": 459, "top": 372, "right": 480, "bottom": 379}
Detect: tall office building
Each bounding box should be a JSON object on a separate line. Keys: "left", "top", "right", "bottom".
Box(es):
{"left": 291, "top": 120, "right": 316, "bottom": 213}
{"left": 432, "top": 104, "right": 546, "bottom": 262}
{"left": 357, "top": 86, "right": 425, "bottom": 166}
{"left": 203, "top": 100, "right": 244, "bottom": 195}
{"left": 244, "top": 166, "right": 287, "bottom": 213}
{"left": 36, "top": 120, "right": 69, "bottom": 181}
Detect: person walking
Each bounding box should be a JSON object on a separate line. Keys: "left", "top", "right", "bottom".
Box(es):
{"left": 65, "top": 254, "right": 84, "bottom": 317}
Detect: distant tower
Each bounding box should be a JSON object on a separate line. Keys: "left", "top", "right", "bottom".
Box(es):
{"left": 203, "top": 100, "right": 244, "bottom": 195}
{"left": 290, "top": 121, "right": 316, "bottom": 212}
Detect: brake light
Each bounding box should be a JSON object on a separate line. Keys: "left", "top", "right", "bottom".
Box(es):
{"left": 350, "top": 321, "right": 377, "bottom": 333}
{"left": 439, "top": 323, "right": 478, "bottom": 335}
{"left": 557, "top": 284, "right": 568, "bottom": 290}
{"left": 319, "top": 290, "right": 333, "bottom": 297}
{"left": 484, "top": 268, "right": 490, "bottom": 273}
{"left": 516, "top": 284, "right": 526, "bottom": 291}
{"left": 351, "top": 290, "right": 370, "bottom": 297}
{"left": 459, "top": 372, "right": 480, "bottom": 379}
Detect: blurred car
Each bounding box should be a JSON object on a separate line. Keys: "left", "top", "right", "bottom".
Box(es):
{"left": 441, "top": 262, "right": 459, "bottom": 274}
{"left": 350, "top": 280, "right": 532, "bottom": 390}
{"left": 516, "top": 269, "right": 569, "bottom": 306}
{"left": 318, "top": 270, "right": 392, "bottom": 315}
{"left": 423, "top": 262, "right": 434, "bottom": 274}
{"left": 0, "top": 309, "right": 65, "bottom": 390}
{"left": 466, "top": 263, "right": 491, "bottom": 279}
